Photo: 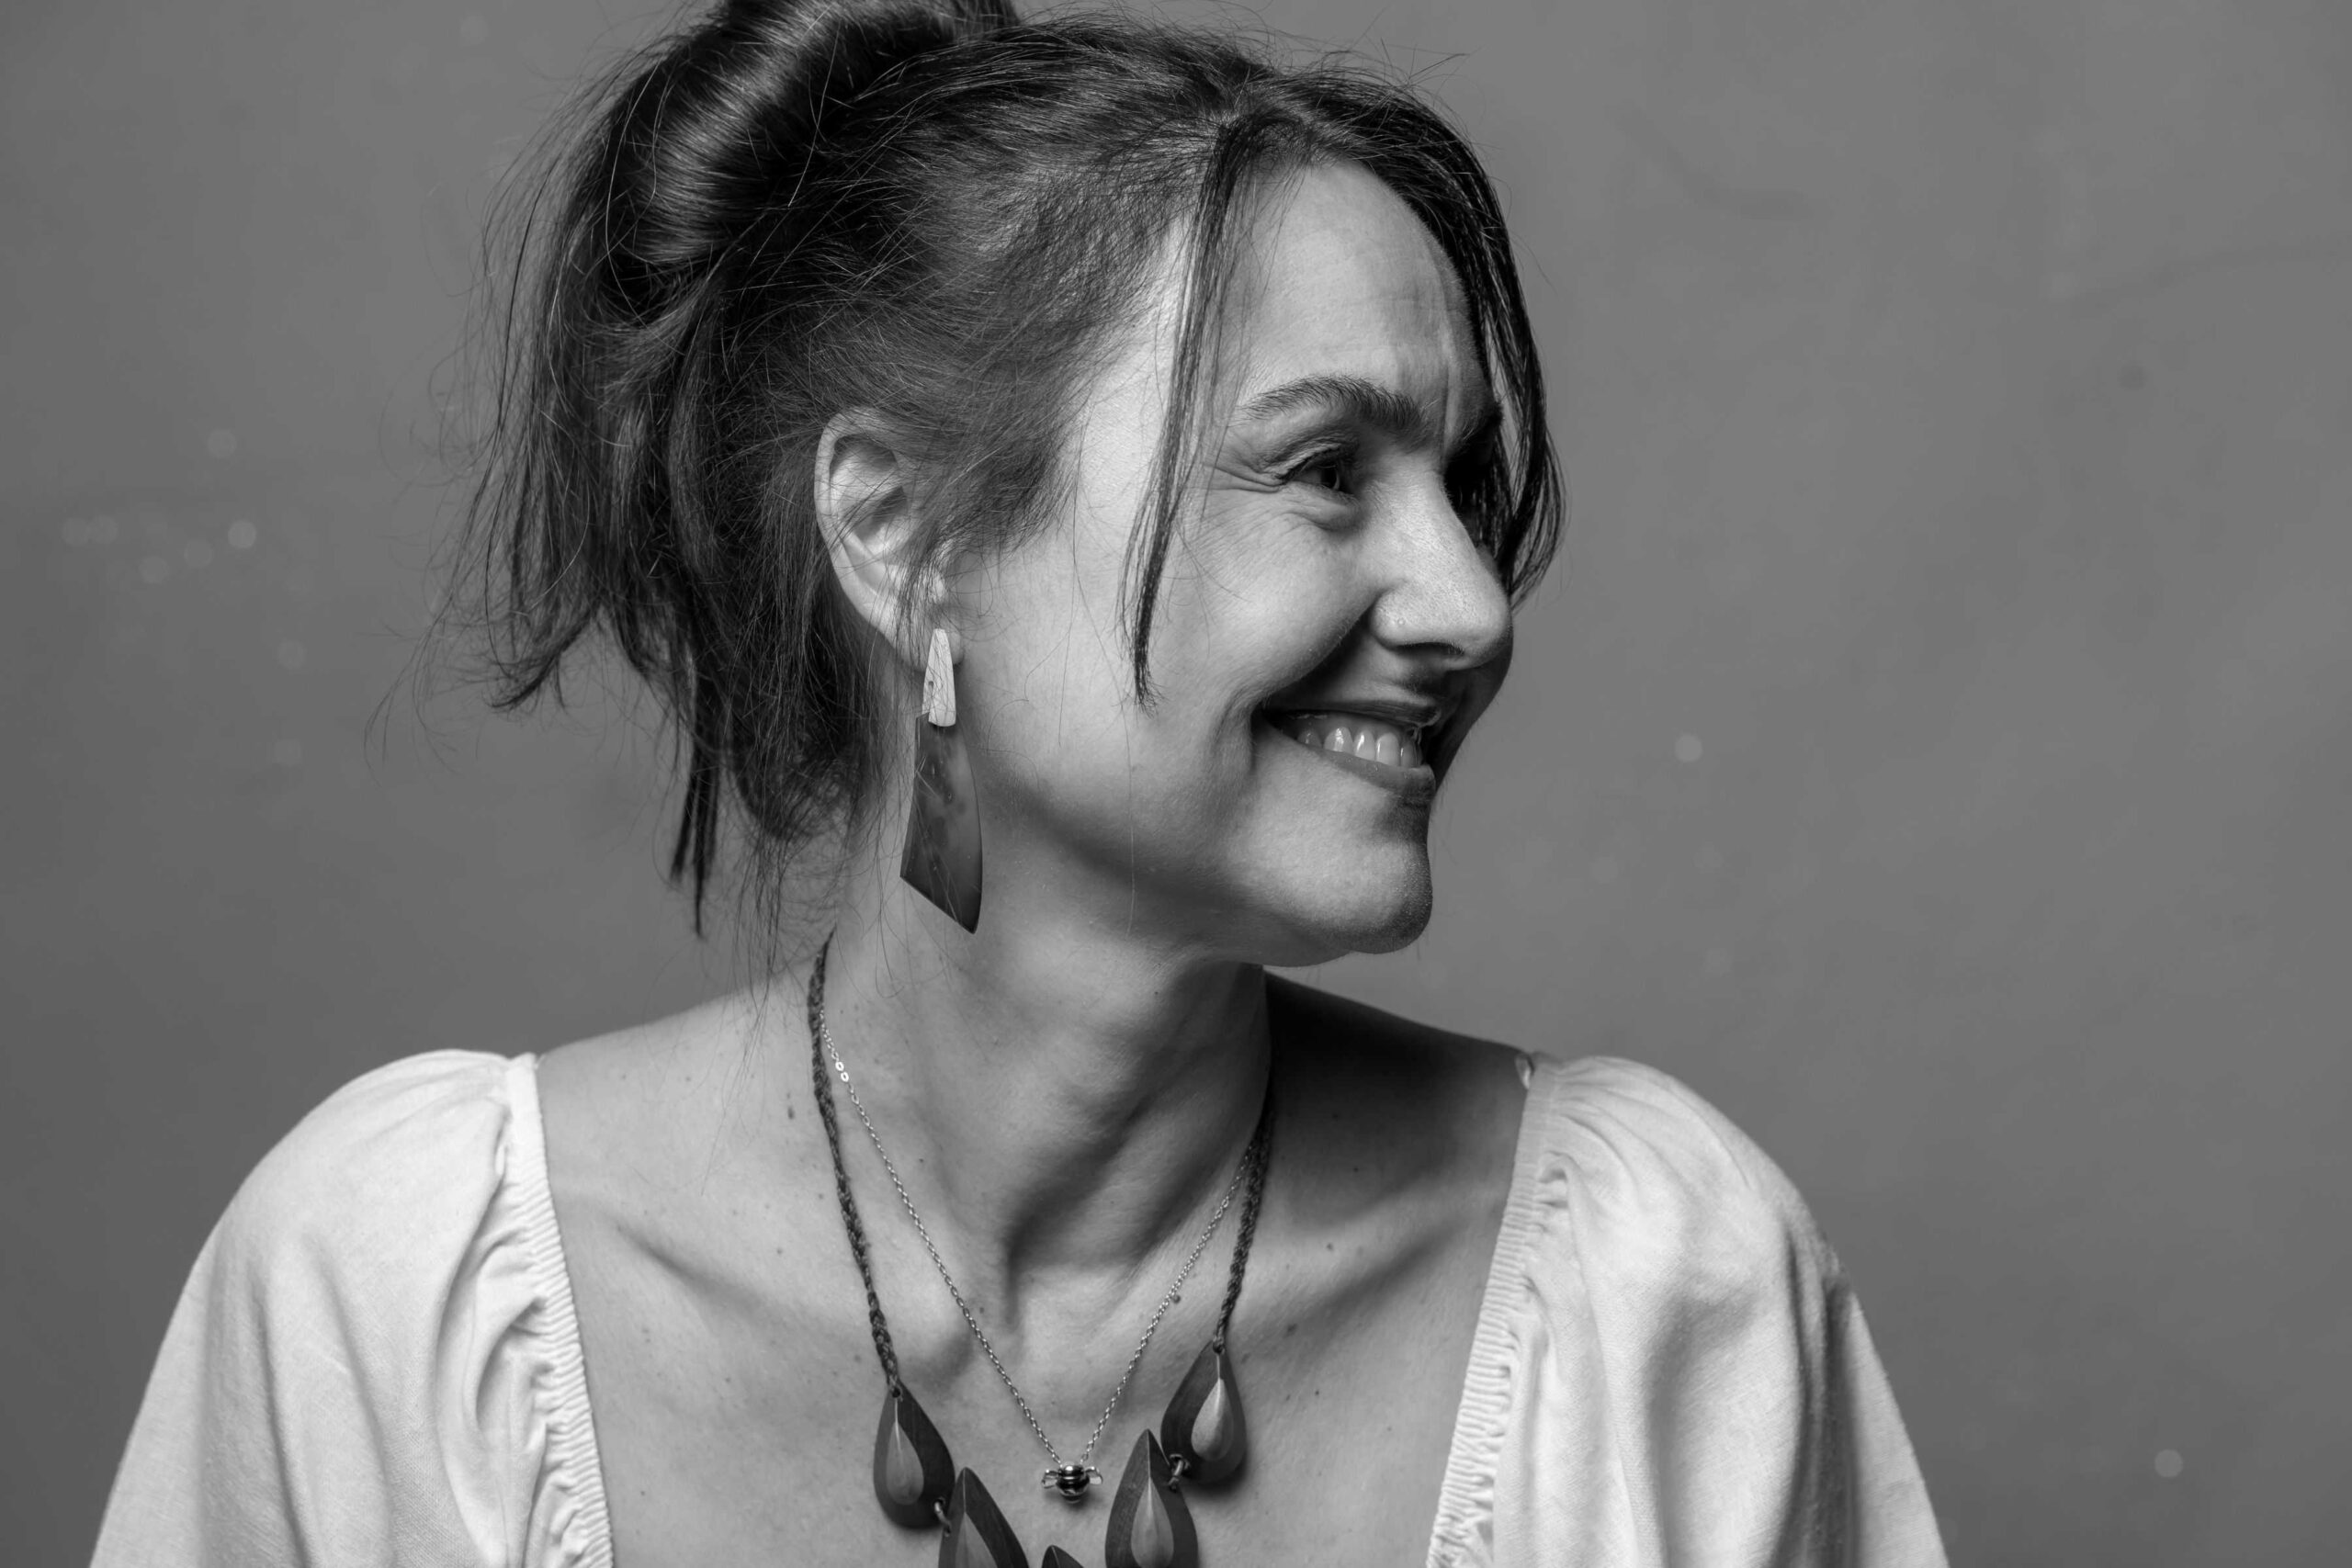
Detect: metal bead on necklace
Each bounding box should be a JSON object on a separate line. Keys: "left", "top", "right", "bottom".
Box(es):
{"left": 807, "top": 940, "right": 1271, "bottom": 1568}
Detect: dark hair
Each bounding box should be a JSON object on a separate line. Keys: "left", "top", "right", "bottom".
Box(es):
{"left": 446, "top": 0, "right": 1561, "bottom": 938}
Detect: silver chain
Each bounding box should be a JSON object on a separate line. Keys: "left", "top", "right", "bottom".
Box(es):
{"left": 812, "top": 958, "right": 1252, "bottom": 1476}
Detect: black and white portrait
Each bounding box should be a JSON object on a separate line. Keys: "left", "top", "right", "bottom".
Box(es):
{"left": 7, "top": 2, "right": 2346, "bottom": 1564}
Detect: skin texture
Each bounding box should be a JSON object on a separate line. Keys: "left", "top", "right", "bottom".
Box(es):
{"left": 540, "top": 161, "right": 1532, "bottom": 1566}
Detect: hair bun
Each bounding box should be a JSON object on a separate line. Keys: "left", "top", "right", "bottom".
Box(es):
{"left": 590, "top": 0, "right": 1017, "bottom": 316}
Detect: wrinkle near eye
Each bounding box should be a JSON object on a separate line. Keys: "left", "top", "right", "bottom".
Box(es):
{"left": 1206, "top": 447, "right": 1301, "bottom": 493}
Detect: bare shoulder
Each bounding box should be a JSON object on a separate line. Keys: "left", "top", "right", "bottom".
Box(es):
{"left": 535, "top": 982, "right": 812, "bottom": 1219}
{"left": 1264, "top": 975, "right": 1529, "bottom": 1211}
{"left": 535, "top": 997, "right": 718, "bottom": 1152}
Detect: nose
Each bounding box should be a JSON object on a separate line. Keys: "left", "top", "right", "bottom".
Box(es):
{"left": 1366, "top": 478, "right": 1514, "bottom": 671}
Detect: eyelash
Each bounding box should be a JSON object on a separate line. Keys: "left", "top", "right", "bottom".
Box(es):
{"left": 1277, "top": 429, "right": 1499, "bottom": 507}
{"left": 1282, "top": 444, "right": 1358, "bottom": 494}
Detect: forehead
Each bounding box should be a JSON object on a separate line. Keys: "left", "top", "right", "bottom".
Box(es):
{"left": 1223, "top": 160, "right": 1482, "bottom": 416}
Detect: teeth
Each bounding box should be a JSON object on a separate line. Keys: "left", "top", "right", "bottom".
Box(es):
{"left": 1276, "top": 711, "right": 1428, "bottom": 770}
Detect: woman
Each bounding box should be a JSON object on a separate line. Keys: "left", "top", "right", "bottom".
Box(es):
{"left": 94, "top": 2, "right": 1946, "bottom": 1564}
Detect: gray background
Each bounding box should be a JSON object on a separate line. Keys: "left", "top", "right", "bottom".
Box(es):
{"left": 5, "top": 0, "right": 2346, "bottom": 1562}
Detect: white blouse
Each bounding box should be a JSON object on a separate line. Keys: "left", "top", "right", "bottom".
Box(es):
{"left": 93, "top": 1049, "right": 1947, "bottom": 1566}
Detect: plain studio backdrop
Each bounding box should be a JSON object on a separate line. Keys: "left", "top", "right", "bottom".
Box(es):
{"left": 4, "top": 0, "right": 2346, "bottom": 1562}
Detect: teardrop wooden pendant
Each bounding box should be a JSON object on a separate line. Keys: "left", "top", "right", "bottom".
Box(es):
{"left": 1041, "top": 1551, "right": 1090, "bottom": 1568}
{"left": 872, "top": 1385, "right": 956, "bottom": 1529}
{"left": 1102, "top": 1431, "right": 1197, "bottom": 1568}
{"left": 1158, "top": 1340, "right": 1247, "bottom": 1485}
{"left": 940, "top": 1469, "right": 1031, "bottom": 1568}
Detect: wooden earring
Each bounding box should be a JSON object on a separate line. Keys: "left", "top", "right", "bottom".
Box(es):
{"left": 899, "top": 626, "right": 983, "bottom": 931}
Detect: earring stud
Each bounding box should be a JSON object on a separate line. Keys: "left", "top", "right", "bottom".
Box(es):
{"left": 922, "top": 626, "right": 956, "bottom": 727}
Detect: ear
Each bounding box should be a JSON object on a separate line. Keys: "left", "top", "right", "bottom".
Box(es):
{"left": 814, "top": 411, "right": 951, "bottom": 670}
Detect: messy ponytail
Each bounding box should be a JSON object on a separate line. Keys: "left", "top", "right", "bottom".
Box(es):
{"left": 442, "top": 0, "right": 1561, "bottom": 943}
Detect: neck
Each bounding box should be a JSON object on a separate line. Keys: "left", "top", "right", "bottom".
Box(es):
{"left": 805, "top": 852, "right": 1272, "bottom": 1317}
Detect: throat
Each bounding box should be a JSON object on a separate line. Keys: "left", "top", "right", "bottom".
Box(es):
{"left": 802, "top": 916, "right": 1276, "bottom": 1295}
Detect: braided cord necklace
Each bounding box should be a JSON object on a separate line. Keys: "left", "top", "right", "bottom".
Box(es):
{"left": 807, "top": 940, "right": 1271, "bottom": 1568}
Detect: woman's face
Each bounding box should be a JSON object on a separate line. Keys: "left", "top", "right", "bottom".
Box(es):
{"left": 956, "top": 160, "right": 1514, "bottom": 965}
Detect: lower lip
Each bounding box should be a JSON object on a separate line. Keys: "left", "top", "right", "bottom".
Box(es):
{"left": 1263, "top": 719, "right": 1438, "bottom": 803}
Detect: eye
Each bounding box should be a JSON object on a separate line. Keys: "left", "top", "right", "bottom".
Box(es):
{"left": 1283, "top": 446, "right": 1357, "bottom": 495}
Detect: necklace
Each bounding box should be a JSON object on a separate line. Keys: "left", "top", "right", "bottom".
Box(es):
{"left": 807, "top": 940, "right": 1271, "bottom": 1568}
{"left": 810, "top": 947, "right": 1252, "bottom": 1492}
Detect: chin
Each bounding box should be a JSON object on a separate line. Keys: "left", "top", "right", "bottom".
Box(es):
{"left": 1249, "top": 861, "right": 1435, "bottom": 964}
{"left": 1345, "top": 882, "right": 1436, "bottom": 954}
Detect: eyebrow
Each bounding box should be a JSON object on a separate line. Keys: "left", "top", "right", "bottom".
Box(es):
{"left": 1232, "top": 372, "right": 1498, "bottom": 451}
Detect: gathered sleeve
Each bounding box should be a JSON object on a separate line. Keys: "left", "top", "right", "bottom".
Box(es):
{"left": 91, "top": 1052, "right": 610, "bottom": 1568}
{"left": 1428, "top": 1055, "right": 1948, "bottom": 1568}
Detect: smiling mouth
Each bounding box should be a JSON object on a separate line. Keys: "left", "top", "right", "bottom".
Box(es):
{"left": 1265, "top": 711, "right": 1430, "bottom": 772}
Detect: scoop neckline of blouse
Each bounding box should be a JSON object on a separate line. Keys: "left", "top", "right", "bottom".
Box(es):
{"left": 503, "top": 1047, "right": 1554, "bottom": 1568}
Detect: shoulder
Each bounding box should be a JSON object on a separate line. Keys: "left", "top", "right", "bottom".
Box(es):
{"left": 198, "top": 1048, "right": 576, "bottom": 1471}
{"left": 1262, "top": 983, "right": 1832, "bottom": 1284}
{"left": 1428, "top": 1055, "right": 1943, "bottom": 1560}
{"left": 1522, "top": 1053, "right": 1844, "bottom": 1310}
{"left": 217, "top": 1048, "right": 533, "bottom": 1283}
{"left": 97, "top": 1051, "right": 609, "bottom": 1562}
{"left": 203, "top": 1053, "right": 550, "bottom": 1354}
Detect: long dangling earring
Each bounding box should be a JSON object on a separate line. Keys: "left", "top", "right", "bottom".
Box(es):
{"left": 899, "top": 627, "right": 983, "bottom": 931}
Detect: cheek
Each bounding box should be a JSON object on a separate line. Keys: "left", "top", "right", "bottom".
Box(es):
{"left": 957, "top": 542, "right": 1193, "bottom": 818}
{"left": 1148, "top": 518, "right": 1355, "bottom": 702}
{"left": 962, "top": 483, "right": 1359, "bottom": 841}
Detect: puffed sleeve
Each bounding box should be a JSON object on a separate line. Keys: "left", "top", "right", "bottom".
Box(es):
{"left": 1427, "top": 1055, "right": 1947, "bottom": 1568}
{"left": 91, "top": 1051, "right": 611, "bottom": 1568}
